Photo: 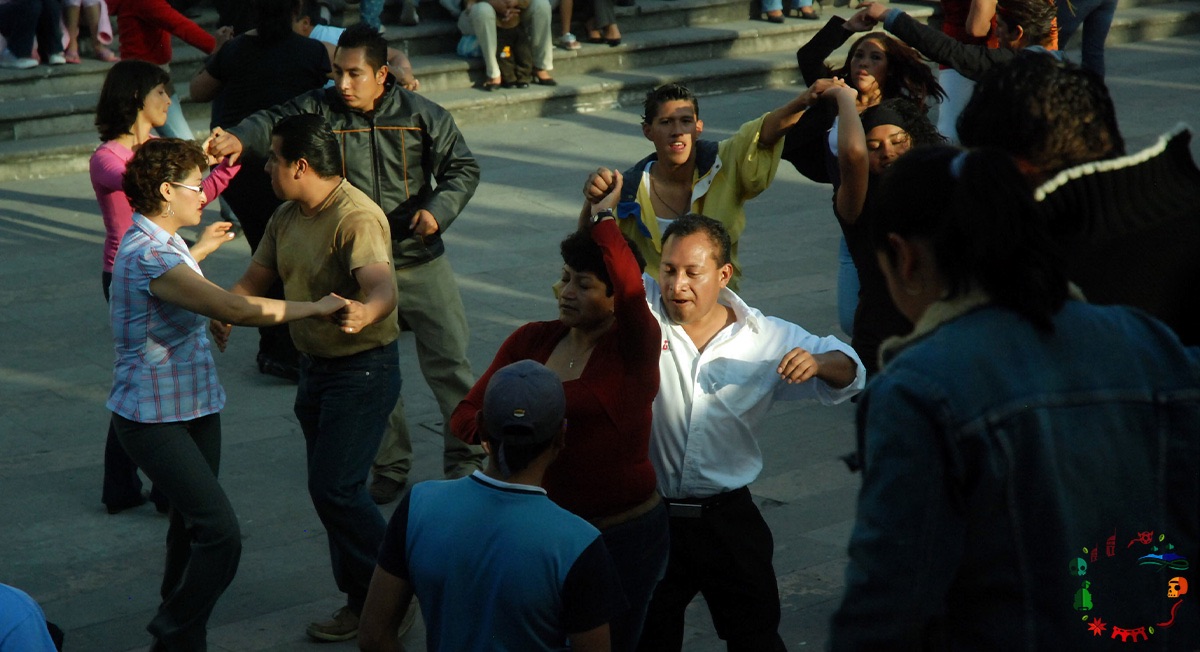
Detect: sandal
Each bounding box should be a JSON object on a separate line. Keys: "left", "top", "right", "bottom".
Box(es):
{"left": 64, "top": 49, "right": 81, "bottom": 64}
{"left": 94, "top": 45, "right": 119, "bottom": 62}
{"left": 558, "top": 33, "right": 581, "bottom": 50}
{"left": 478, "top": 78, "right": 502, "bottom": 91}
{"left": 798, "top": 6, "right": 819, "bottom": 19}
{"left": 760, "top": 10, "right": 785, "bottom": 22}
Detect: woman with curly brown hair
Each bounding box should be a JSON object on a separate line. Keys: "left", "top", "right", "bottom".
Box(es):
{"left": 111, "top": 138, "right": 344, "bottom": 650}
{"left": 91, "top": 59, "right": 242, "bottom": 515}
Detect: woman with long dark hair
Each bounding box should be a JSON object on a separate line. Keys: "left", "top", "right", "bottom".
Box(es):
{"left": 112, "top": 138, "right": 343, "bottom": 650}
{"left": 91, "top": 59, "right": 241, "bottom": 514}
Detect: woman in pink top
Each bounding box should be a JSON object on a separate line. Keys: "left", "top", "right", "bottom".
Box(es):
{"left": 90, "top": 59, "right": 239, "bottom": 514}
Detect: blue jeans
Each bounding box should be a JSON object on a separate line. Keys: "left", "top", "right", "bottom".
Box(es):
{"left": 1057, "top": 0, "right": 1117, "bottom": 77}
{"left": 295, "top": 340, "right": 401, "bottom": 612}
{"left": 113, "top": 412, "right": 241, "bottom": 651}
{"left": 602, "top": 500, "right": 670, "bottom": 652}
{"left": 837, "top": 236, "right": 859, "bottom": 336}
{"left": 760, "top": 0, "right": 811, "bottom": 11}
{"left": 154, "top": 98, "right": 193, "bottom": 140}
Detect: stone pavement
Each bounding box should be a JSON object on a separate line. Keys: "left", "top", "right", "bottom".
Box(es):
{"left": 1, "top": 35, "right": 1198, "bottom": 651}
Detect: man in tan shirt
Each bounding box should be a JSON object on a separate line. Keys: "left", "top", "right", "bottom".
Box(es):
{"left": 210, "top": 113, "right": 400, "bottom": 642}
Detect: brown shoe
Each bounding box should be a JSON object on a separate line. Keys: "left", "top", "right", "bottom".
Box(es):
{"left": 306, "top": 606, "right": 359, "bottom": 642}
{"left": 369, "top": 475, "right": 405, "bottom": 505}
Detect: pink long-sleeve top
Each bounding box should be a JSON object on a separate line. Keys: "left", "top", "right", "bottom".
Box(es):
{"left": 91, "top": 139, "right": 239, "bottom": 272}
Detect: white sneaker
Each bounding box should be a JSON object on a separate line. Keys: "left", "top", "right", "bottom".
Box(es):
{"left": 47, "top": 52, "right": 67, "bottom": 65}
{"left": 0, "top": 49, "right": 38, "bottom": 69}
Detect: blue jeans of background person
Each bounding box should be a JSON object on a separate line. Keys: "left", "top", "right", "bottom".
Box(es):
{"left": 0, "top": 0, "right": 64, "bottom": 58}
{"left": 760, "top": 0, "right": 811, "bottom": 12}
{"left": 154, "top": 98, "right": 192, "bottom": 140}
{"left": 837, "top": 236, "right": 859, "bottom": 336}
{"left": 295, "top": 340, "right": 401, "bottom": 613}
{"left": 113, "top": 412, "right": 242, "bottom": 651}
{"left": 1057, "top": 0, "right": 1117, "bottom": 77}
{"left": 601, "top": 500, "right": 670, "bottom": 652}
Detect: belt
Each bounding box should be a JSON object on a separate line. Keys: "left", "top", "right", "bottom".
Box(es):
{"left": 663, "top": 486, "right": 750, "bottom": 519}
{"left": 589, "top": 492, "right": 662, "bottom": 530}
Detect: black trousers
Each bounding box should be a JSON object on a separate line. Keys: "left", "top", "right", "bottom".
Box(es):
{"left": 637, "top": 487, "right": 787, "bottom": 652}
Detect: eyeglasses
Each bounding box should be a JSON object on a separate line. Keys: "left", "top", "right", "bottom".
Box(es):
{"left": 170, "top": 181, "right": 204, "bottom": 193}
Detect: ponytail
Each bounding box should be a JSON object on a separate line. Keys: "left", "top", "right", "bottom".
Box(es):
{"left": 873, "top": 146, "right": 1068, "bottom": 330}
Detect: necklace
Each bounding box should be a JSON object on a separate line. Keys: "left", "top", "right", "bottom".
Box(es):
{"left": 567, "top": 341, "right": 598, "bottom": 369}
{"left": 650, "top": 177, "right": 688, "bottom": 219}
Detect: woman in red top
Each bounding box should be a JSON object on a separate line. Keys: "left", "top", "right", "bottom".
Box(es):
{"left": 451, "top": 173, "right": 666, "bottom": 652}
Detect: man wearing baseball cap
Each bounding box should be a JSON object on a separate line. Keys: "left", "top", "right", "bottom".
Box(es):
{"left": 358, "top": 360, "right": 627, "bottom": 652}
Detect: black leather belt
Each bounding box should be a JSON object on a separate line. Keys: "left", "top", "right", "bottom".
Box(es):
{"left": 663, "top": 486, "right": 750, "bottom": 519}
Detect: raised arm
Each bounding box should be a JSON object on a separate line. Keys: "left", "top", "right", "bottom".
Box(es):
{"left": 587, "top": 172, "right": 661, "bottom": 360}
{"left": 828, "top": 85, "right": 869, "bottom": 224}
{"left": 966, "top": 0, "right": 998, "bottom": 38}
{"left": 853, "top": 3, "right": 1014, "bottom": 81}
{"left": 797, "top": 16, "right": 855, "bottom": 85}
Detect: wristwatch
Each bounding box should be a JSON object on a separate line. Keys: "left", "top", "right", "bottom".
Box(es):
{"left": 591, "top": 208, "right": 615, "bottom": 223}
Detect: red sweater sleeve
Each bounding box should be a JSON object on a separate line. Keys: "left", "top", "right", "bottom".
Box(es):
{"left": 450, "top": 325, "right": 537, "bottom": 445}
{"left": 141, "top": 0, "right": 215, "bottom": 53}
{"left": 593, "top": 220, "right": 661, "bottom": 367}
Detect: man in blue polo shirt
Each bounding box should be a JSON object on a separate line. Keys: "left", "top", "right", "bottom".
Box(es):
{"left": 358, "top": 360, "right": 627, "bottom": 652}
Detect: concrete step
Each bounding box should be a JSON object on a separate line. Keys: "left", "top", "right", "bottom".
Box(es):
{"left": 3, "top": 0, "right": 1200, "bottom": 180}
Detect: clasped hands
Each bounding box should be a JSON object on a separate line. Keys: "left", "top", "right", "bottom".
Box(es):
{"left": 208, "top": 294, "right": 373, "bottom": 353}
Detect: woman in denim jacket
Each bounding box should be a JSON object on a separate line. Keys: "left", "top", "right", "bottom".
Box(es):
{"left": 829, "top": 146, "right": 1200, "bottom": 650}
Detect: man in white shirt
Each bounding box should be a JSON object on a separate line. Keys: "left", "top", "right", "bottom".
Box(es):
{"left": 636, "top": 212, "right": 865, "bottom": 651}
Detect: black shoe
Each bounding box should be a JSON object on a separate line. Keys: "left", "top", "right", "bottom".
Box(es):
{"left": 532, "top": 76, "right": 558, "bottom": 86}
{"left": 105, "top": 491, "right": 149, "bottom": 514}
{"left": 257, "top": 354, "right": 299, "bottom": 383}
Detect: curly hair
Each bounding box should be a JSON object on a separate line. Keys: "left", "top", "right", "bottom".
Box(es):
{"left": 95, "top": 60, "right": 171, "bottom": 142}
{"left": 123, "top": 139, "right": 210, "bottom": 216}
{"left": 958, "top": 51, "right": 1123, "bottom": 176}
{"left": 831, "top": 33, "right": 945, "bottom": 112}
